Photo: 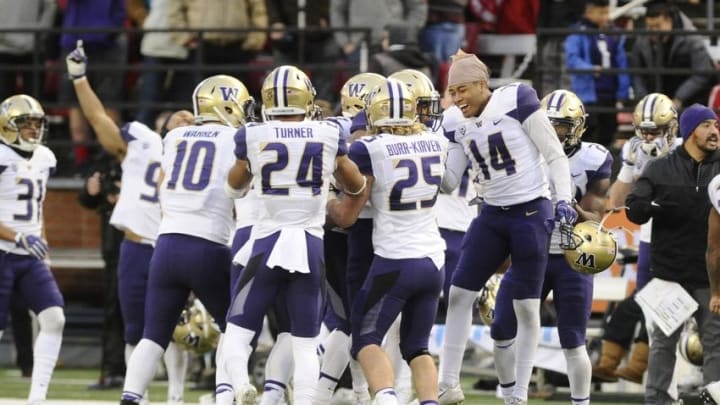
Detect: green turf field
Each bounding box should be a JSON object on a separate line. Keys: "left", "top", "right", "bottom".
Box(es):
{"left": 0, "top": 368, "right": 646, "bottom": 404}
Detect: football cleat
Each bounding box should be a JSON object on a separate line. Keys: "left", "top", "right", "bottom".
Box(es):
{"left": 438, "top": 383, "right": 465, "bottom": 405}
{"left": 701, "top": 381, "right": 720, "bottom": 405}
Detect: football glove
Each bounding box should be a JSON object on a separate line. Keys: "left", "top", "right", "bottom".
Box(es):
{"left": 66, "top": 39, "right": 87, "bottom": 80}
{"left": 15, "top": 232, "right": 48, "bottom": 259}
{"left": 555, "top": 200, "right": 578, "bottom": 224}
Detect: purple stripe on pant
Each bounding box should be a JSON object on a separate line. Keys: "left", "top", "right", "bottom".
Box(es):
{"left": 226, "top": 230, "right": 324, "bottom": 338}
{"left": 350, "top": 255, "right": 442, "bottom": 360}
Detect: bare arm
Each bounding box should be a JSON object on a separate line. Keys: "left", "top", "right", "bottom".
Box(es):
{"left": 608, "top": 179, "right": 632, "bottom": 211}
{"left": 327, "top": 155, "right": 369, "bottom": 228}
{"left": 708, "top": 208, "right": 720, "bottom": 313}
{"left": 72, "top": 77, "right": 127, "bottom": 159}
{"left": 0, "top": 222, "right": 18, "bottom": 242}
{"left": 227, "top": 159, "right": 253, "bottom": 192}
{"left": 577, "top": 178, "right": 610, "bottom": 222}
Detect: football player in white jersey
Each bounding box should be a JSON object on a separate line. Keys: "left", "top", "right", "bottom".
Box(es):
{"left": 66, "top": 41, "right": 193, "bottom": 403}
{"left": 438, "top": 50, "right": 576, "bottom": 405}
{"left": 491, "top": 90, "right": 612, "bottom": 405}
{"left": 223, "top": 65, "right": 366, "bottom": 405}
{"left": 119, "top": 75, "right": 253, "bottom": 405}
{"left": 703, "top": 174, "right": 720, "bottom": 405}
{"left": 594, "top": 93, "right": 680, "bottom": 384}
{"left": 327, "top": 78, "right": 448, "bottom": 405}
{"left": 313, "top": 72, "right": 385, "bottom": 405}
{"left": 0, "top": 95, "right": 65, "bottom": 404}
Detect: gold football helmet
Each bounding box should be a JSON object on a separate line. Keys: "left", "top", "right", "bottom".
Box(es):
{"left": 366, "top": 78, "right": 418, "bottom": 129}
{"left": 476, "top": 273, "right": 504, "bottom": 326}
{"left": 172, "top": 299, "right": 221, "bottom": 354}
{"left": 0, "top": 94, "right": 47, "bottom": 152}
{"left": 261, "top": 65, "right": 320, "bottom": 120}
{"left": 679, "top": 329, "right": 703, "bottom": 367}
{"left": 540, "top": 90, "right": 586, "bottom": 154}
{"left": 632, "top": 93, "right": 678, "bottom": 156}
{"left": 560, "top": 221, "right": 618, "bottom": 275}
{"left": 340, "top": 72, "right": 386, "bottom": 118}
{"left": 192, "top": 74, "right": 254, "bottom": 128}
{"left": 388, "top": 69, "right": 442, "bottom": 131}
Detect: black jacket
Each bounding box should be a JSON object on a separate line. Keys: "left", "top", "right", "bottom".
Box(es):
{"left": 626, "top": 146, "right": 720, "bottom": 290}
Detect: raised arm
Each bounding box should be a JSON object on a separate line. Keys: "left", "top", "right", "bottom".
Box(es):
{"left": 66, "top": 41, "right": 127, "bottom": 159}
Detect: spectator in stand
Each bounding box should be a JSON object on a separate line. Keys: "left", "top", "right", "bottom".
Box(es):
{"left": 129, "top": 0, "right": 193, "bottom": 127}
{"left": 496, "top": 0, "right": 539, "bottom": 34}
{"left": 368, "top": 24, "right": 434, "bottom": 79}
{"left": 629, "top": 0, "right": 716, "bottom": 111}
{"left": 330, "top": 0, "right": 427, "bottom": 68}
{"left": 420, "top": 0, "right": 467, "bottom": 64}
{"left": 168, "top": 0, "right": 267, "bottom": 89}
{"left": 266, "top": 0, "right": 339, "bottom": 104}
{"left": 0, "top": 0, "right": 57, "bottom": 98}
{"left": 536, "top": 0, "right": 585, "bottom": 97}
{"left": 58, "top": 0, "right": 126, "bottom": 173}
{"left": 565, "top": 0, "right": 630, "bottom": 148}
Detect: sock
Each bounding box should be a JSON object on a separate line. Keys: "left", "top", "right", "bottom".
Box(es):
{"left": 28, "top": 307, "right": 64, "bottom": 403}
{"left": 223, "top": 326, "right": 256, "bottom": 402}
{"left": 122, "top": 339, "right": 164, "bottom": 402}
{"left": 164, "top": 342, "right": 187, "bottom": 402}
{"left": 564, "top": 346, "right": 591, "bottom": 405}
{"left": 493, "top": 338, "right": 516, "bottom": 398}
{"left": 440, "top": 286, "right": 477, "bottom": 387}
{"left": 292, "top": 335, "right": 320, "bottom": 405}
{"left": 350, "top": 358, "right": 370, "bottom": 400}
{"left": 512, "top": 298, "right": 541, "bottom": 401}
{"left": 125, "top": 344, "right": 135, "bottom": 366}
{"left": 315, "top": 330, "right": 351, "bottom": 403}
{"left": 259, "top": 379, "right": 287, "bottom": 405}
{"left": 382, "top": 315, "right": 411, "bottom": 402}
{"left": 264, "top": 332, "right": 294, "bottom": 390}
{"left": 374, "top": 387, "right": 399, "bottom": 405}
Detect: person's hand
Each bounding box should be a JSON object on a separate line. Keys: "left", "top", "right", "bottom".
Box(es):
{"left": 555, "top": 200, "right": 578, "bottom": 224}
{"left": 343, "top": 43, "right": 357, "bottom": 56}
{"left": 710, "top": 295, "right": 720, "bottom": 315}
{"left": 86, "top": 172, "right": 101, "bottom": 196}
{"left": 66, "top": 40, "right": 87, "bottom": 80}
{"left": 15, "top": 232, "right": 48, "bottom": 259}
{"left": 269, "top": 22, "right": 286, "bottom": 41}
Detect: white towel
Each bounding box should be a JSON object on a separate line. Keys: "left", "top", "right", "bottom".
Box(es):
{"left": 266, "top": 228, "right": 310, "bottom": 274}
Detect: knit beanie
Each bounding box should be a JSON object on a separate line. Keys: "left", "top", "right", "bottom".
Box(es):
{"left": 679, "top": 103, "right": 717, "bottom": 140}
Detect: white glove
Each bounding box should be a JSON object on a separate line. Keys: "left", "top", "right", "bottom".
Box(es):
{"left": 15, "top": 232, "right": 49, "bottom": 259}
{"left": 66, "top": 39, "right": 87, "bottom": 80}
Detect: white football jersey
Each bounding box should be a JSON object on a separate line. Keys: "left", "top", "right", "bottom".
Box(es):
{"left": 237, "top": 119, "right": 346, "bottom": 239}
{"left": 620, "top": 136, "right": 683, "bottom": 180}
{"left": 234, "top": 186, "right": 258, "bottom": 230}
{"left": 436, "top": 105, "right": 477, "bottom": 231}
{"left": 350, "top": 131, "right": 447, "bottom": 265}
{"left": 109, "top": 121, "right": 163, "bottom": 243}
{"left": 158, "top": 124, "right": 237, "bottom": 245}
{"left": 549, "top": 142, "right": 612, "bottom": 254}
{"left": 453, "top": 83, "right": 552, "bottom": 206}
{"left": 709, "top": 174, "right": 720, "bottom": 214}
{"left": 0, "top": 145, "right": 56, "bottom": 254}
{"left": 619, "top": 136, "right": 682, "bottom": 242}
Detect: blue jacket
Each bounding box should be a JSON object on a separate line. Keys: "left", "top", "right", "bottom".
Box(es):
{"left": 564, "top": 21, "right": 630, "bottom": 103}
